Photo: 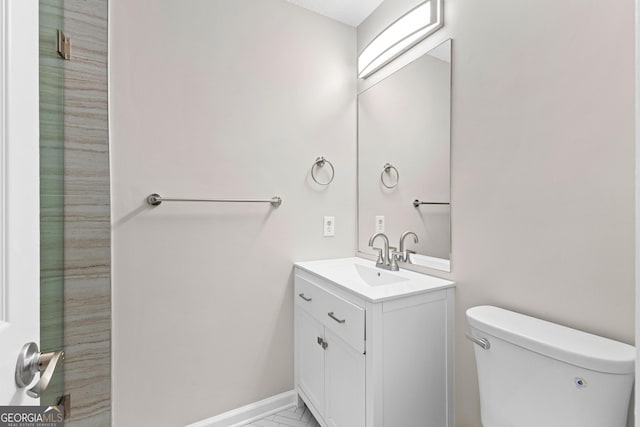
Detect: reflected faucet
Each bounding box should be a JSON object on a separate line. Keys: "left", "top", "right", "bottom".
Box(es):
{"left": 399, "top": 231, "right": 419, "bottom": 264}
{"left": 368, "top": 232, "right": 399, "bottom": 271}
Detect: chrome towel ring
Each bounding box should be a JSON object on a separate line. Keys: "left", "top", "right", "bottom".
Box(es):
{"left": 381, "top": 163, "right": 399, "bottom": 189}
{"left": 311, "top": 156, "right": 335, "bottom": 185}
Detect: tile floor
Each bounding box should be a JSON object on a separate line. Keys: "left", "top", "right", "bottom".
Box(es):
{"left": 244, "top": 405, "right": 320, "bottom": 427}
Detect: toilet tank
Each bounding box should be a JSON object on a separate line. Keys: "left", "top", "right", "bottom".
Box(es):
{"left": 466, "top": 306, "right": 635, "bottom": 427}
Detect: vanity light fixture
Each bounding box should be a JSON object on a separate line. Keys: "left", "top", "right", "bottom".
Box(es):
{"left": 358, "top": 0, "right": 443, "bottom": 79}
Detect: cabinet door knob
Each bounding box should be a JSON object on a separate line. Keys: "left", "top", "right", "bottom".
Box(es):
{"left": 299, "top": 293, "right": 312, "bottom": 302}
{"left": 328, "top": 312, "right": 346, "bottom": 324}
{"left": 317, "top": 337, "right": 328, "bottom": 349}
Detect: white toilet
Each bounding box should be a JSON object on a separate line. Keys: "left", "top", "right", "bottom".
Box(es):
{"left": 466, "top": 305, "right": 635, "bottom": 427}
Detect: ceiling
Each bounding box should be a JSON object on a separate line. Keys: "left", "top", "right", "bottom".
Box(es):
{"left": 287, "top": 0, "right": 385, "bottom": 27}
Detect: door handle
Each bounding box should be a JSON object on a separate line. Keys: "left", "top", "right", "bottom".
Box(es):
{"left": 15, "top": 342, "right": 65, "bottom": 398}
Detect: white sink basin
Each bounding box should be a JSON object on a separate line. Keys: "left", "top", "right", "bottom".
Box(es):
{"left": 333, "top": 263, "right": 409, "bottom": 286}
{"left": 294, "top": 257, "right": 455, "bottom": 302}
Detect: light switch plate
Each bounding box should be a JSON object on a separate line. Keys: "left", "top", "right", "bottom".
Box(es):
{"left": 375, "top": 216, "right": 385, "bottom": 233}
{"left": 324, "top": 216, "right": 335, "bottom": 237}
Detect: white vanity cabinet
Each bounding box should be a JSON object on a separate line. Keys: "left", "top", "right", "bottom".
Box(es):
{"left": 294, "top": 260, "right": 454, "bottom": 427}
{"left": 295, "top": 273, "right": 366, "bottom": 427}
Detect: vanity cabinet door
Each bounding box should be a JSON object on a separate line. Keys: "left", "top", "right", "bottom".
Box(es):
{"left": 324, "top": 329, "right": 365, "bottom": 427}
{"left": 296, "top": 308, "right": 326, "bottom": 414}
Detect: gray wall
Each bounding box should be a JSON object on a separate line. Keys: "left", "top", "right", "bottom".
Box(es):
{"left": 358, "top": 0, "right": 635, "bottom": 425}
{"left": 110, "top": 0, "right": 634, "bottom": 425}
{"left": 109, "top": 1, "right": 356, "bottom": 425}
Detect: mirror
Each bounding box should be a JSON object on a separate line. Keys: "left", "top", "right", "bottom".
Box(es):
{"left": 357, "top": 39, "right": 451, "bottom": 271}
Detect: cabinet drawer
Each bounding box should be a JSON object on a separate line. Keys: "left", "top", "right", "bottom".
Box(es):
{"left": 295, "top": 275, "right": 322, "bottom": 315}
{"left": 320, "top": 287, "right": 365, "bottom": 354}
{"left": 295, "top": 275, "right": 365, "bottom": 354}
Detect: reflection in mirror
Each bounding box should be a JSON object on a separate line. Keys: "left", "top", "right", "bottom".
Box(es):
{"left": 358, "top": 39, "right": 451, "bottom": 271}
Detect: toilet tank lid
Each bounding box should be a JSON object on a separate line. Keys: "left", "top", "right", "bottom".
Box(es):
{"left": 466, "top": 306, "right": 635, "bottom": 374}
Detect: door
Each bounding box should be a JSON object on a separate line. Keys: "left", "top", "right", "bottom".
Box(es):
{"left": 296, "top": 308, "right": 326, "bottom": 414}
{"left": 324, "top": 329, "right": 365, "bottom": 427}
{"left": 0, "top": 0, "right": 41, "bottom": 405}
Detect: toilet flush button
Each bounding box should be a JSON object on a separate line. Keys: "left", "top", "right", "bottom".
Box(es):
{"left": 575, "top": 377, "right": 587, "bottom": 388}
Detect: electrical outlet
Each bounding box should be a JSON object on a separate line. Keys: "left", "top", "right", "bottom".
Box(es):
{"left": 375, "top": 216, "right": 385, "bottom": 233}
{"left": 324, "top": 216, "right": 335, "bottom": 237}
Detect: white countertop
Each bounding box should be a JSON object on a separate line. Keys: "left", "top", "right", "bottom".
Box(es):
{"left": 294, "top": 257, "right": 455, "bottom": 302}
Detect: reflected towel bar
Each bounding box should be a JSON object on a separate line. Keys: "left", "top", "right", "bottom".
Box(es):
{"left": 147, "top": 193, "right": 282, "bottom": 207}
{"left": 413, "top": 199, "right": 450, "bottom": 208}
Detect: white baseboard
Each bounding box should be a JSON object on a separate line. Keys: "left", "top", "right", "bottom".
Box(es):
{"left": 185, "top": 390, "right": 298, "bottom": 427}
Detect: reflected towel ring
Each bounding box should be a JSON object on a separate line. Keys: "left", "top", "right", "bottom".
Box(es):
{"left": 311, "top": 156, "right": 335, "bottom": 185}
{"left": 381, "top": 163, "right": 399, "bottom": 189}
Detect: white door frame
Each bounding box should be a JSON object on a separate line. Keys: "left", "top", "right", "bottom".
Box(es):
{"left": 636, "top": 0, "right": 640, "bottom": 425}
{"left": 0, "top": 0, "right": 40, "bottom": 405}
{"left": 636, "top": 0, "right": 640, "bottom": 424}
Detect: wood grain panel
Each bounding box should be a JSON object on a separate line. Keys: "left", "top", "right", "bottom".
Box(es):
{"left": 61, "top": 0, "right": 111, "bottom": 425}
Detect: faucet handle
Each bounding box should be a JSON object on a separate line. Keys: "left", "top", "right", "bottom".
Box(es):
{"left": 371, "top": 247, "right": 385, "bottom": 266}
{"left": 389, "top": 251, "right": 400, "bottom": 271}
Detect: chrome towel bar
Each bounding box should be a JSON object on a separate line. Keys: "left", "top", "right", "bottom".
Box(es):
{"left": 413, "top": 199, "right": 450, "bottom": 207}
{"left": 147, "top": 193, "right": 282, "bottom": 207}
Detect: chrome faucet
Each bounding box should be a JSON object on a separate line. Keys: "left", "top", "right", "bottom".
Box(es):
{"left": 368, "top": 232, "right": 399, "bottom": 271}
{"left": 398, "top": 231, "right": 419, "bottom": 263}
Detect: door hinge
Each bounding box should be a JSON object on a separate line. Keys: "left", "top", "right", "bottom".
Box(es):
{"left": 57, "top": 394, "right": 71, "bottom": 419}
{"left": 57, "top": 30, "right": 71, "bottom": 60}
